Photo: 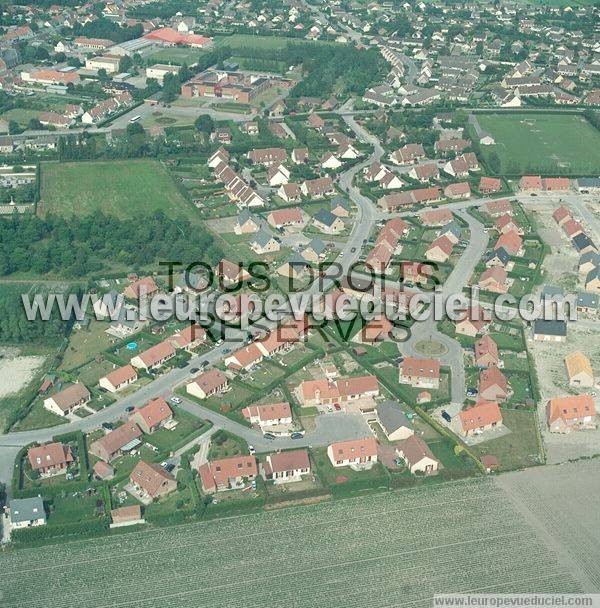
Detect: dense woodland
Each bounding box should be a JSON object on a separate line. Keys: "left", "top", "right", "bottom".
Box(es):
{"left": 0, "top": 210, "right": 223, "bottom": 277}
{"left": 0, "top": 284, "right": 72, "bottom": 344}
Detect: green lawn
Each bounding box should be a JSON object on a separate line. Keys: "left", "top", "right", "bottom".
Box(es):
{"left": 477, "top": 113, "right": 600, "bottom": 175}
{"left": 40, "top": 160, "right": 200, "bottom": 223}
{"left": 471, "top": 409, "right": 542, "bottom": 471}
{"left": 215, "top": 34, "right": 301, "bottom": 52}
{"left": 145, "top": 409, "right": 207, "bottom": 454}
{"left": 147, "top": 47, "right": 205, "bottom": 66}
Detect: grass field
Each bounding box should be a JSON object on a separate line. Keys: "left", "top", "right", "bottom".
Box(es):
{"left": 477, "top": 113, "right": 600, "bottom": 175}
{"left": 215, "top": 34, "right": 298, "bottom": 52}
{"left": 147, "top": 47, "right": 205, "bottom": 66}
{"left": 0, "top": 475, "right": 588, "bottom": 606}
{"left": 40, "top": 160, "right": 200, "bottom": 223}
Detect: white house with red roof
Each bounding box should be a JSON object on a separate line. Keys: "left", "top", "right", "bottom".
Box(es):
{"left": 327, "top": 437, "right": 378, "bottom": 470}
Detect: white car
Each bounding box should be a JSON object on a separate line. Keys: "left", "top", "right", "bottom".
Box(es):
{"left": 170, "top": 396, "right": 182, "bottom": 405}
{"left": 248, "top": 445, "right": 256, "bottom": 455}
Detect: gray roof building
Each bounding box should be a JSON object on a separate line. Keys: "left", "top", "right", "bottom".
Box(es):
{"left": 376, "top": 401, "right": 413, "bottom": 439}
{"left": 9, "top": 497, "right": 46, "bottom": 525}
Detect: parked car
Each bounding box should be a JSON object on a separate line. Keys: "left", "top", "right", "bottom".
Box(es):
{"left": 334, "top": 403, "right": 341, "bottom": 411}
{"left": 263, "top": 432, "right": 276, "bottom": 440}
{"left": 125, "top": 406, "right": 134, "bottom": 413}
{"left": 441, "top": 410, "right": 452, "bottom": 422}
{"left": 290, "top": 432, "right": 304, "bottom": 440}
{"left": 170, "top": 396, "right": 182, "bottom": 405}
{"left": 248, "top": 445, "right": 256, "bottom": 455}
{"left": 190, "top": 367, "right": 199, "bottom": 374}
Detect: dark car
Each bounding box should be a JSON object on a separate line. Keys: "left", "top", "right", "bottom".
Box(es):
{"left": 201, "top": 360, "right": 209, "bottom": 368}
{"left": 101, "top": 422, "right": 113, "bottom": 430}
{"left": 164, "top": 463, "right": 175, "bottom": 473}
{"left": 351, "top": 247, "right": 357, "bottom": 253}
{"left": 190, "top": 367, "right": 199, "bottom": 374}
{"left": 125, "top": 406, "right": 134, "bottom": 413}
{"left": 263, "top": 432, "right": 276, "bottom": 440}
{"left": 441, "top": 410, "right": 452, "bottom": 423}
{"left": 290, "top": 432, "right": 304, "bottom": 440}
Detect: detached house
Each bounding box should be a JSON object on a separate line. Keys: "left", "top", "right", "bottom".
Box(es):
{"left": 327, "top": 437, "right": 378, "bottom": 469}
{"left": 199, "top": 455, "right": 258, "bottom": 493}
{"left": 130, "top": 460, "right": 176, "bottom": 501}
{"left": 301, "top": 176, "right": 336, "bottom": 198}
{"left": 242, "top": 402, "right": 292, "bottom": 429}
{"left": 478, "top": 366, "right": 509, "bottom": 402}
{"left": 28, "top": 442, "right": 73, "bottom": 477}
{"left": 186, "top": 369, "right": 228, "bottom": 399}
{"left": 459, "top": 400, "right": 503, "bottom": 436}
{"left": 396, "top": 435, "right": 439, "bottom": 475}
{"left": 130, "top": 341, "right": 176, "bottom": 372}
{"left": 547, "top": 394, "right": 597, "bottom": 433}
{"left": 43, "top": 383, "right": 91, "bottom": 417}
{"left": 262, "top": 449, "right": 311, "bottom": 483}
{"left": 399, "top": 357, "right": 440, "bottom": 389}
{"left": 313, "top": 209, "right": 345, "bottom": 234}
{"left": 129, "top": 397, "right": 173, "bottom": 434}
{"left": 89, "top": 423, "right": 142, "bottom": 462}
{"left": 564, "top": 351, "right": 594, "bottom": 387}
{"left": 99, "top": 364, "right": 138, "bottom": 393}
{"left": 474, "top": 335, "right": 499, "bottom": 368}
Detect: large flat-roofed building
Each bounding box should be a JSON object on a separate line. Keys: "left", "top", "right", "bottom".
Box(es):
{"left": 181, "top": 69, "right": 288, "bottom": 104}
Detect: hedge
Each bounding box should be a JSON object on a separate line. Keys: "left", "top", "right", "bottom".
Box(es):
{"left": 11, "top": 517, "right": 109, "bottom": 547}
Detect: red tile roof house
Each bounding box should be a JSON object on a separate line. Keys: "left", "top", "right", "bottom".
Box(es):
{"left": 89, "top": 423, "right": 143, "bottom": 462}
{"left": 396, "top": 435, "right": 439, "bottom": 475}
{"left": 479, "top": 176, "right": 502, "bottom": 194}
{"left": 494, "top": 229, "right": 523, "bottom": 256}
{"left": 248, "top": 147, "right": 287, "bottom": 167}
{"left": 123, "top": 276, "right": 159, "bottom": 300}
{"left": 459, "top": 401, "right": 503, "bottom": 437}
{"left": 408, "top": 162, "right": 439, "bottom": 182}
{"left": 562, "top": 219, "right": 585, "bottom": 239}
{"left": 198, "top": 455, "right": 258, "bottom": 493}
{"left": 186, "top": 368, "right": 228, "bottom": 399}
{"left": 378, "top": 187, "right": 442, "bottom": 211}
{"left": 484, "top": 199, "right": 512, "bottom": 217}
{"left": 495, "top": 214, "right": 522, "bottom": 235}
{"left": 425, "top": 235, "right": 454, "bottom": 263}
{"left": 546, "top": 394, "right": 597, "bottom": 433}
{"left": 474, "top": 335, "right": 500, "bottom": 368}
{"left": 421, "top": 208, "right": 453, "bottom": 226}
{"left": 130, "top": 340, "right": 176, "bottom": 372}
{"left": 255, "top": 331, "right": 294, "bottom": 357}
{"left": 327, "top": 437, "right": 378, "bottom": 470}
{"left": 242, "top": 402, "right": 292, "bottom": 429}
{"left": 43, "top": 383, "right": 91, "bottom": 417}
{"left": 28, "top": 442, "right": 73, "bottom": 477}
{"left": 399, "top": 357, "right": 440, "bottom": 390}
{"left": 224, "top": 343, "right": 264, "bottom": 371}
{"left": 455, "top": 307, "right": 488, "bottom": 337}
{"left": 99, "top": 364, "right": 138, "bottom": 393}
{"left": 389, "top": 143, "right": 426, "bottom": 165}
{"left": 297, "top": 375, "right": 380, "bottom": 407}
{"left": 169, "top": 324, "right": 206, "bottom": 351}
{"left": 300, "top": 176, "right": 336, "bottom": 198}
{"left": 444, "top": 182, "right": 471, "bottom": 200}
{"left": 267, "top": 207, "right": 303, "bottom": 229}
{"left": 261, "top": 449, "right": 311, "bottom": 483}
{"left": 129, "top": 460, "right": 177, "bottom": 502}
{"left": 129, "top": 397, "right": 173, "bottom": 434}
{"left": 552, "top": 205, "right": 572, "bottom": 227}
{"left": 216, "top": 259, "right": 251, "bottom": 286}
{"left": 478, "top": 366, "right": 510, "bottom": 402}
{"left": 93, "top": 460, "right": 115, "bottom": 481}
{"left": 520, "top": 175, "right": 543, "bottom": 191}
{"left": 542, "top": 177, "right": 571, "bottom": 192}
{"left": 478, "top": 266, "right": 509, "bottom": 294}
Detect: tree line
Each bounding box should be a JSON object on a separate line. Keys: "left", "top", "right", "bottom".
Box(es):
{"left": 0, "top": 210, "right": 223, "bottom": 278}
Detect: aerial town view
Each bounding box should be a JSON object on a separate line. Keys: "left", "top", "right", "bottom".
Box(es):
{"left": 0, "top": 0, "right": 599, "bottom": 606}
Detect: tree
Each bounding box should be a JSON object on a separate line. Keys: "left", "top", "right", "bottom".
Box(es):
{"left": 8, "top": 120, "right": 21, "bottom": 135}
{"left": 97, "top": 68, "right": 109, "bottom": 82}
{"left": 194, "top": 114, "right": 214, "bottom": 134}
{"left": 119, "top": 55, "right": 133, "bottom": 73}
{"left": 28, "top": 118, "right": 43, "bottom": 131}
{"left": 161, "top": 72, "right": 180, "bottom": 103}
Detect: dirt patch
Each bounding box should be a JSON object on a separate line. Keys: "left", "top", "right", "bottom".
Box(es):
{"left": 414, "top": 339, "right": 448, "bottom": 357}
{"left": 0, "top": 348, "right": 46, "bottom": 398}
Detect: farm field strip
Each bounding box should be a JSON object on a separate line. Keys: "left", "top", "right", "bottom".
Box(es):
{"left": 0, "top": 478, "right": 583, "bottom": 607}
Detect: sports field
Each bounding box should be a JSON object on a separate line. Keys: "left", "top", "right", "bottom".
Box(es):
{"left": 40, "top": 160, "right": 200, "bottom": 222}
{"left": 477, "top": 113, "right": 600, "bottom": 175}
{"left": 0, "top": 474, "right": 590, "bottom": 608}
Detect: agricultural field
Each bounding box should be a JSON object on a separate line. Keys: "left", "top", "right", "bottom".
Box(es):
{"left": 0, "top": 475, "right": 590, "bottom": 607}
{"left": 40, "top": 160, "right": 200, "bottom": 223}
{"left": 476, "top": 113, "right": 600, "bottom": 175}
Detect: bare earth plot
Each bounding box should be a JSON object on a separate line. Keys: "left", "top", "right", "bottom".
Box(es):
{"left": 0, "top": 477, "right": 586, "bottom": 608}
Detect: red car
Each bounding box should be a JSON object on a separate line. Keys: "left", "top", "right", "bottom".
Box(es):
{"left": 334, "top": 403, "right": 341, "bottom": 411}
